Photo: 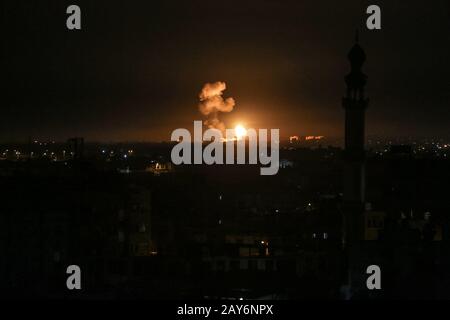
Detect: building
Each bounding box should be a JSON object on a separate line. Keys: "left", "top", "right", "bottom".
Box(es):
{"left": 341, "top": 32, "right": 374, "bottom": 297}
{"left": 342, "top": 32, "right": 369, "bottom": 246}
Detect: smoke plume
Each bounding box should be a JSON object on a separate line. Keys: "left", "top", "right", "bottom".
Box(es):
{"left": 198, "top": 81, "right": 235, "bottom": 132}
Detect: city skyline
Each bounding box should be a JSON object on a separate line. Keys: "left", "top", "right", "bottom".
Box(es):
{"left": 3, "top": 1, "right": 450, "bottom": 302}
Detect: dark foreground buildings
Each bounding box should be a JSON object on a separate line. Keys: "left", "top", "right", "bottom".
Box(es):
{"left": 1, "top": 39, "right": 450, "bottom": 300}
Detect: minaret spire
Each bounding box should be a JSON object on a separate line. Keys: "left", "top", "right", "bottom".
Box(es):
{"left": 342, "top": 34, "right": 369, "bottom": 245}
{"left": 345, "top": 32, "right": 367, "bottom": 100}
{"left": 342, "top": 31, "right": 371, "bottom": 298}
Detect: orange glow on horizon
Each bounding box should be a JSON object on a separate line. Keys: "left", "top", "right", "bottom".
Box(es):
{"left": 305, "top": 135, "right": 324, "bottom": 140}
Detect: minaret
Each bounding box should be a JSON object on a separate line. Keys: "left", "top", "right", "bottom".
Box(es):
{"left": 342, "top": 32, "right": 369, "bottom": 248}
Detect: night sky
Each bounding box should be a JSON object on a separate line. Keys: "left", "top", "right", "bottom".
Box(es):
{"left": 3, "top": 0, "right": 450, "bottom": 142}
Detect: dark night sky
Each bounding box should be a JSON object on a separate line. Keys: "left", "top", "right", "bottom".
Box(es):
{"left": 3, "top": 0, "right": 450, "bottom": 142}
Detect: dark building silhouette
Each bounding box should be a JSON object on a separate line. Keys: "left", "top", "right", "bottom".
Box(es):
{"left": 67, "top": 137, "right": 84, "bottom": 160}
{"left": 342, "top": 32, "right": 368, "bottom": 246}
{"left": 341, "top": 32, "right": 370, "bottom": 297}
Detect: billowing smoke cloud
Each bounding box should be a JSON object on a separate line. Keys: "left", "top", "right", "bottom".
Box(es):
{"left": 198, "top": 81, "right": 235, "bottom": 132}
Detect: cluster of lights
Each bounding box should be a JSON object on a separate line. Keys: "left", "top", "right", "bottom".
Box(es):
{"left": 101, "top": 148, "right": 134, "bottom": 159}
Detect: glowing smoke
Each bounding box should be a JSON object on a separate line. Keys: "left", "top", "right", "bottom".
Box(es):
{"left": 198, "top": 81, "right": 235, "bottom": 132}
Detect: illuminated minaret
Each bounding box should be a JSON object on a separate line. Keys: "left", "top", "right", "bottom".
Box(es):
{"left": 342, "top": 32, "right": 369, "bottom": 248}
